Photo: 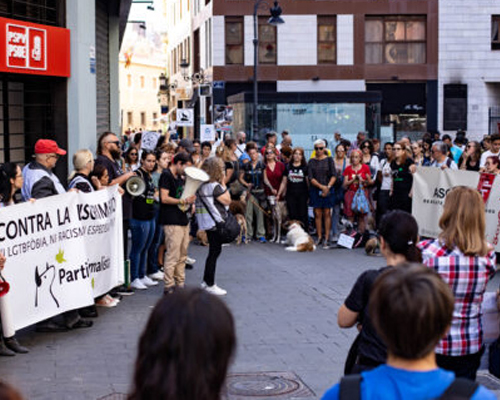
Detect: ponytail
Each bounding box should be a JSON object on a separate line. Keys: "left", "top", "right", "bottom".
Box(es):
{"left": 379, "top": 211, "right": 422, "bottom": 262}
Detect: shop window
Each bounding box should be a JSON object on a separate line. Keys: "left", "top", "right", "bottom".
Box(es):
{"left": 318, "top": 16, "right": 336, "bottom": 64}
{"left": 141, "top": 112, "right": 146, "bottom": 126}
{"left": 258, "top": 17, "right": 277, "bottom": 64}
{"left": 225, "top": 17, "right": 244, "bottom": 65}
{"left": 492, "top": 16, "right": 500, "bottom": 50}
{"left": 365, "top": 16, "right": 426, "bottom": 64}
{"left": 127, "top": 112, "right": 133, "bottom": 126}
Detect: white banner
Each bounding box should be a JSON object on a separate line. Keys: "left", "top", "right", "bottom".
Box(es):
{"left": 0, "top": 186, "right": 124, "bottom": 333}
{"left": 200, "top": 124, "right": 215, "bottom": 142}
{"left": 176, "top": 108, "right": 194, "bottom": 127}
{"left": 412, "top": 167, "right": 500, "bottom": 251}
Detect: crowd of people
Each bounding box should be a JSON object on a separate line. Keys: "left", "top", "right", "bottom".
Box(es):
{"left": 0, "top": 126, "right": 499, "bottom": 399}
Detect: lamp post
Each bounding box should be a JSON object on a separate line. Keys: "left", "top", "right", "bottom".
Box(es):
{"left": 252, "top": 0, "right": 284, "bottom": 141}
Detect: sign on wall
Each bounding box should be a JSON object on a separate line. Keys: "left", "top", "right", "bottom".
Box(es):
{"left": 0, "top": 17, "right": 70, "bottom": 77}
{"left": 176, "top": 108, "right": 194, "bottom": 127}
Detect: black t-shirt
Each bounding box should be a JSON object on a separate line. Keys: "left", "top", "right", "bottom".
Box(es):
{"left": 243, "top": 161, "right": 265, "bottom": 189}
{"left": 285, "top": 164, "right": 308, "bottom": 196}
{"left": 159, "top": 168, "right": 188, "bottom": 226}
{"left": 390, "top": 158, "right": 414, "bottom": 198}
{"left": 225, "top": 160, "right": 239, "bottom": 184}
{"left": 132, "top": 168, "right": 156, "bottom": 220}
{"left": 95, "top": 155, "right": 132, "bottom": 219}
{"left": 345, "top": 266, "right": 392, "bottom": 364}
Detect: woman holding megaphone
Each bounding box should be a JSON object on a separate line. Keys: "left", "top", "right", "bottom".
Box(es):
{"left": 129, "top": 151, "right": 159, "bottom": 291}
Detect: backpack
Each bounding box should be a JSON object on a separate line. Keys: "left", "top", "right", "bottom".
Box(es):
{"left": 339, "top": 375, "right": 479, "bottom": 400}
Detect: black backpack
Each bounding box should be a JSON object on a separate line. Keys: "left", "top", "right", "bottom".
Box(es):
{"left": 339, "top": 374, "right": 479, "bottom": 400}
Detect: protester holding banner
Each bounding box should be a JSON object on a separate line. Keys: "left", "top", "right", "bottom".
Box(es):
{"left": 68, "top": 150, "right": 100, "bottom": 192}
{"left": 0, "top": 163, "right": 29, "bottom": 355}
{"left": 389, "top": 142, "right": 415, "bottom": 213}
{"left": 338, "top": 211, "right": 421, "bottom": 374}
{"left": 485, "top": 156, "right": 500, "bottom": 175}
{"left": 22, "top": 139, "right": 93, "bottom": 332}
{"left": 159, "top": 152, "right": 195, "bottom": 295}
{"left": 459, "top": 140, "right": 481, "bottom": 171}
{"left": 430, "top": 141, "right": 458, "bottom": 170}
{"left": 418, "top": 187, "right": 496, "bottom": 380}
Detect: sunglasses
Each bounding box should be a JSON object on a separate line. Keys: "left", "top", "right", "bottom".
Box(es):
{"left": 130, "top": 153, "right": 138, "bottom": 156}
{"left": 265, "top": 151, "right": 274, "bottom": 155}
{"left": 315, "top": 147, "right": 324, "bottom": 151}
{"left": 362, "top": 145, "right": 370, "bottom": 149}
{"left": 107, "top": 141, "right": 120, "bottom": 146}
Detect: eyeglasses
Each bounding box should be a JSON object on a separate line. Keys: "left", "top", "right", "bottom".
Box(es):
{"left": 315, "top": 147, "right": 324, "bottom": 151}
{"left": 47, "top": 154, "right": 60, "bottom": 159}
{"left": 107, "top": 141, "right": 120, "bottom": 146}
{"left": 130, "top": 153, "right": 138, "bottom": 156}
{"left": 265, "top": 151, "right": 274, "bottom": 155}
{"left": 362, "top": 145, "right": 370, "bottom": 149}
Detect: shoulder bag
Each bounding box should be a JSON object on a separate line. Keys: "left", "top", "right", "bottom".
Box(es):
{"left": 199, "top": 186, "right": 240, "bottom": 244}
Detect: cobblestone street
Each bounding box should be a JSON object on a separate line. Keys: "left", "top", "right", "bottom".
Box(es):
{"left": 0, "top": 242, "right": 499, "bottom": 399}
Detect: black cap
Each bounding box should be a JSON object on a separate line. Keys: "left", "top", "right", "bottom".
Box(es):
{"left": 178, "top": 138, "right": 195, "bottom": 153}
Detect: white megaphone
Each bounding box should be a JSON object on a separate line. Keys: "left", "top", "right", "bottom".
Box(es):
{"left": 179, "top": 166, "right": 209, "bottom": 211}
{"left": 125, "top": 176, "right": 146, "bottom": 197}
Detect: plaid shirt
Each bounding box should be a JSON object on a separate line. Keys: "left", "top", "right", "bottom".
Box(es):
{"left": 418, "top": 239, "right": 496, "bottom": 356}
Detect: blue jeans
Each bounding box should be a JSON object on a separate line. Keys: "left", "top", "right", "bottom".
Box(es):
{"left": 130, "top": 218, "right": 156, "bottom": 282}
{"left": 147, "top": 209, "right": 163, "bottom": 275}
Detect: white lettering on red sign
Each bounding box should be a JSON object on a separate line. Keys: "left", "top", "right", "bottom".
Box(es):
{"left": 6, "top": 24, "right": 47, "bottom": 70}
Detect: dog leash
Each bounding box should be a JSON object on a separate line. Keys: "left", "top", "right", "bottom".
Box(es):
{"left": 248, "top": 195, "right": 272, "bottom": 215}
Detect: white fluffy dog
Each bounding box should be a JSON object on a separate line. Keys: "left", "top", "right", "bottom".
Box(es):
{"left": 284, "top": 221, "right": 316, "bottom": 252}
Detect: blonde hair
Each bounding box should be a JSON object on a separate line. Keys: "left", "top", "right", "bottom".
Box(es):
{"left": 69, "top": 149, "right": 94, "bottom": 180}
{"left": 439, "top": 186, "right": 489, "bottom": 256}
{"left": 201, "top": 157, "right": 225, "bottom": 184}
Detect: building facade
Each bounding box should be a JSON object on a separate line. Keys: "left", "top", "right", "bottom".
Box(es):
{"left": 0, "top": 0, "right": 132, "bottom": 180}
{"left": 166, "top": 0, "right": 438, "bottom": 149}
{"left": 439, "top": 0, "right": 500, "bottom": 141}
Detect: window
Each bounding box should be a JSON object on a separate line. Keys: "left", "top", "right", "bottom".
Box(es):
{"left": 492, "top": 16, "right": 500, "bottom": 50}
{"left": 225, "top": 17, "right": 244, "bottom": 64}
{"left": 140, "top": 76, "right": 145, "bottom": 88}
{"left": 318, "top": 16, "right": 336, "bottom": 64}
{"left": 443, "top": 84, "right": 467, "bottom": 131}
{"left": 127, "top": 112, "right": 133, "bottom": 126}
{"left": 127, "top": 74, "right": 132, "bottom": 87}
{"left": 365, "top": 16, "right": 426, "bottom": 64}
{"left": 140, "top": 112, "right": 146, "bottom": 126}
{"left": 258, "top": 18, "right": 277, "bottom": 64}
{"left": 152, "top": 77, "right": 157, "bottom": 88}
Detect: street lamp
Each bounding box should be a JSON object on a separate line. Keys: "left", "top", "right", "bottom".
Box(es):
{"left": 252, "top": 0, "right": 284, "bottom": 140}
{"left": 179, "top": 59, "right": 209, "bottom": 84}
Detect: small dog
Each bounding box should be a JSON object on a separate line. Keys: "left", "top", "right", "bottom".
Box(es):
{"left": 284, "top": 221, "right": 316, "bottom": 252}
{"left": 196, "top": 230, "right": 208, "bottom": 246}
{"left": 268, "top": 195, "right": 287, "bottom": 243}
{"left": 235, "top": 214, "right": 248, "bottom": 245}
{"left": 364, "top": 216, "right": 380, "bottom": 256}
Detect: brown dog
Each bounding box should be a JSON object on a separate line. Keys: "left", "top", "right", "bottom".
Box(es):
{"left": 196, "top": 230, "right": 208, "bottom": 246}
{"left": 235, "top": 214, "right": 248, "bottom": 245}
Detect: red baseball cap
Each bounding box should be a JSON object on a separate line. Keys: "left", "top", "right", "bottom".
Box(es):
{"left": 34, "top": 139, "right": 67, "bottom": 155}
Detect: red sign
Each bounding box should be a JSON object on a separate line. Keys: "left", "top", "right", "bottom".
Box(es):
{"left": 0, "top": 17, "right": 70, "bottom": 77}
{"left": 477, "top": 173, "right": 496, "bottom": 203}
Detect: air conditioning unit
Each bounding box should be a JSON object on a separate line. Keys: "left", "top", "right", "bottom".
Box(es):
{"left": 199, "top": 84, "right": 212, "bottom": 97}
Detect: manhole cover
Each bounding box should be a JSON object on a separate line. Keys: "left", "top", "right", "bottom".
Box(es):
{"left": 477, "top": 371, "right": 500, "bottom": 391}
{"left": 225, "top": 371, "right": 315, "bottom": 398}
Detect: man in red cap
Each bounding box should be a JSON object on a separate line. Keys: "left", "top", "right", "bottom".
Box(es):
{"left": 21, "top": 139, "right": 67, "bottom": 200}
{"left": 21, "top": 139, "right": 93, "bottom": 332}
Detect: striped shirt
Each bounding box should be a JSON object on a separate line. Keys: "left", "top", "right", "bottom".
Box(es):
{"left": 418, "top": 239, "right": 496, "bottom": 356}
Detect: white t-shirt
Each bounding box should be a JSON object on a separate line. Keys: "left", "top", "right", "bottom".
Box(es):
{"left": 430, "top": 157, "right": 458, "bottom": 170}
{"left": 379, "top": 159, "right": 393, "bottom": 191}
{"left": 480, "top": 150, "right": 500, "bottom": 168}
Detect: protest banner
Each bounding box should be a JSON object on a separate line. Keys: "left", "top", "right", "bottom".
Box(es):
{"left": 0, "top": 186, "right": 124, "bottom": 334}
{"left": 200, "top": 124, "right": 215, "bottom": 142}
{"left": 412, "top": 167, "right": 500, "bottom": 251}
{"left": 140, "top": 130, "right": 160, "bottom": 151}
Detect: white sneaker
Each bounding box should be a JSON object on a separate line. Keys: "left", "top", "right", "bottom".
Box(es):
{"left": 204, "top": 284, "right": 227, "bottom": 296}
{"left": 130, "top": 278, "right": 147, "bottom": 290}
{"left": 186, "top": 256, "right": 196, "bottom": 265}
{"left": 141, "top": 276, "right": 158, "bottom": 287}
{"left": 200, "top": 282, "right": 207, "bottom": 289}
{"left": 148, "top": 271, "right": 164, "bottom": 281}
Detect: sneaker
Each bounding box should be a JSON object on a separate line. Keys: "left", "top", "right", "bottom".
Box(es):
{"left": 258, "top": 236, "right": 267, "bottom": 243}
{"left": 114, "top": 285, "right": 135, "bottom": 296}
{"left": 148, "top": 271, "right": 164, "bottom": 281}
{"left": 96, "top": 295, "right": 118, "bottom": 308}
{"left": 204, "top": 284, "right": 227, "bottom": 296}
{"left": 322, "top": 240, "right": 331, "bottom": 250}
{"left": 186, "top": 256, "right": 196, "bottom": 265}
{"left": 200, "top": 282, "right": 207, "bottom": 289}
{"left": 130, "top": 278, "right": 147, "bottom": 290}
{"left": 315, "top": 238, "right": 323, "bottom": 247}
{"left": 331, "top": 234, "right": 339, "bottom": 243}
{"left": 141, "top": 276, "right": 158, "bottom": 287}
